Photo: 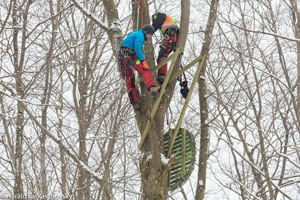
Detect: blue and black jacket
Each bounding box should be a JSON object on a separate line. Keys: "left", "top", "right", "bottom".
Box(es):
{"left": 120, "top": 30, "right": 146, "bottom": 62}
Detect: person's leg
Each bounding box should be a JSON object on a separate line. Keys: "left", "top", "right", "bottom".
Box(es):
{"left": 134, "top": 63, "right": 159, "bottom": 96}
{"left": 119, "top": 51, "right": 141, "bottom": 111}
{"left": 125, "top": 68, "right": 138, "bottom": 104}
{"left": 157, "top": 39, "right": 169, "bottom": 79}
{"left": 134, "top": 62, "right": 155, "bottom": 89}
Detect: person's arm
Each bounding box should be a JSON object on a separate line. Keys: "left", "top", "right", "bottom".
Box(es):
{"left": 134, "top": 32, "right": 150, "bottom": 70}
{"left": 134, "top": 33, "right": 145, "bottom": 62}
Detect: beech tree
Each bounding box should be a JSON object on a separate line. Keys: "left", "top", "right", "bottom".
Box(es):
{"left": 72, "top": 0, "right": 191, "bottom": 198}
{"left": 206, "top": 0, "right": 300, "bottom": 199}
{"left": 1, "top": 0, "right": 300, "bottom": 199}
{"left": 196, "top": 0, "right": 219, "bottom": 199}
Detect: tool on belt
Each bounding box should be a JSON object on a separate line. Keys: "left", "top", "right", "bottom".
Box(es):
{"left": 118, "top": 47, "right": 137, "bottom": 71}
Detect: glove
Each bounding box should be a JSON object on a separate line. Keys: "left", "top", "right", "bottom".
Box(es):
{"left": 141, "top": 61, "right": 149, "bottom": 70}
{"left": 180, "top": 81, "right": 189, "bottom": 99}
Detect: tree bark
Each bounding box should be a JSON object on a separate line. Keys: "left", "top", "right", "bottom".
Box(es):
{"left": 289, "top": 0, "right": 300, "bottom": 134}
{"left": 75, "top": 23, "right": 92, "bottom": 200}
{"left": 56, "top": 77, "right": 68, "bottom": 199}
{"left": 134, "top": 2, "right": 167, "bottom": 199}
{"left": 195, "top": 0, "right": 219, "bottom": 199}
{"left": 130, "top": 0, "right": 191, "bottom": 199}
{"left": 12, "top": 0, "right": 32, "bottom": 197}
{"left": 39, "top": 0, "right": 60, "bottom": 197}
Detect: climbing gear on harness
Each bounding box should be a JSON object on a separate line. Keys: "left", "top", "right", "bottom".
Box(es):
{"left": 156, "top": 25, "right": 179, "bottom": 79}
{"left": 166, "top": 25, "right": 179, "bottom": 36}
{"left": 118, "top": 47, "right": 136, "bottom": 71}
{"left": 163, "top": 25, "right": 178, "bottom": 51}
{"left": 142, "top": 24, "right": 155, "bottom": 35}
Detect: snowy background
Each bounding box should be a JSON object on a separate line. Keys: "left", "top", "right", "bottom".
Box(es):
{"left": 0, "top": 0, "right": 299, "bottom": 199}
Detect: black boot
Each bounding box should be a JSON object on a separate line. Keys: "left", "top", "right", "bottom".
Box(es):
{"left": 132, "top": 102, "right": 141, "bottom": 111}
{"left": 157, "top": 76, "right": 165, "bottom": 85}
{"left": 149, "top": 86, "right": 159, "bottom": 97}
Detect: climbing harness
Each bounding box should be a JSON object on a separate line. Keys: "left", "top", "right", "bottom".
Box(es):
{"left": 118, "top": 47, "right": 136, "bottom": 72}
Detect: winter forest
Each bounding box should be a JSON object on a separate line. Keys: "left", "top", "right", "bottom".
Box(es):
{"left": 0, "top": 0, "right": 300, "bottom": 199}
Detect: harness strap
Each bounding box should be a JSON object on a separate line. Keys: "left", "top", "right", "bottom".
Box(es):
{"left": 119, "top": 47, "right": 137, "bottom": 71}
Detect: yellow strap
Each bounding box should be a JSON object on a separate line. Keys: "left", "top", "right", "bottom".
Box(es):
{"left": 136, "top": 60, "right": 141, "bottom": 64}
{"left": 169, "top": 15, "right": 177, "bottom": 25}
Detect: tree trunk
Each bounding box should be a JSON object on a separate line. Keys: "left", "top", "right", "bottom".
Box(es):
{"left": 195, "top": 0, "right": 219, "bottom": 199}
{"left": 130, "top": 0, "right": 190, "bottom": 199}
{"left": 76, "top": 36, "right": 91, "bottom": 200}
{"left": 57, "top": 78, "right": 68, "bottom": 198}
{"left": 39, "top": 0, "right": 60, "bottom": 197}
{"left": 136, "top": 2, "right": 167, "bottom": 199}
{"left": 289, "top": 0, "right": 300, "bottom": 132}
{"left": 12, "top": 0, "right": 32, "bottom": 197}
{"left": 101, "top": 0, "right": 122, "bottom": 54}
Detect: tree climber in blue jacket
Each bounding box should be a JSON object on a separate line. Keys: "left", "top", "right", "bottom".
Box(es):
{"left": 118, "top": 24, "right": 159, "bottom": 111}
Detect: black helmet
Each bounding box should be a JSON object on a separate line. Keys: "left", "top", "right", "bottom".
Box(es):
{"left": 142, "top": 24, "right": 155, "bottom": 35}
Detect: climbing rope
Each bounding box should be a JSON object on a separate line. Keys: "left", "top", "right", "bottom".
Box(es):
{"left": 136, "top": 0, "right": 143, "bottom": 30}
{"left": 140, "top": 0, "right": 143, "bottom": 27}
{"left": 136, "top": 0, "right": 140, "bottom": 30}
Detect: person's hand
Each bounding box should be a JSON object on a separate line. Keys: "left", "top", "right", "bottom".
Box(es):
{"left": 141, "top": 61, "right": 149, "bottom": 70}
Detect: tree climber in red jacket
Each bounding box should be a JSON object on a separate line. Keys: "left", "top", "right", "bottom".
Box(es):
{"left": 152, "top": 12, "right": 180, "bottom": 85}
